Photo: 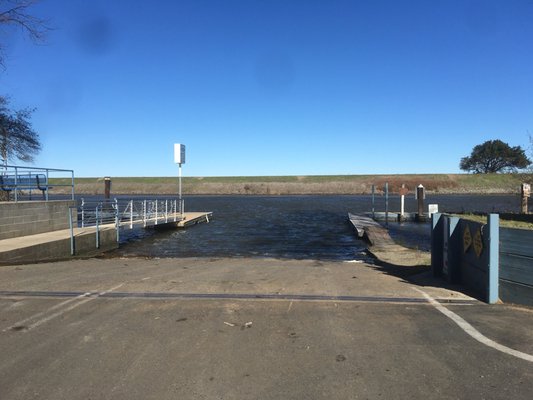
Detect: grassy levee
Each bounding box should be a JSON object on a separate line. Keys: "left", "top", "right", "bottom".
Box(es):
{"left": 48, "top": 173, "right": 533, "bottom": 196}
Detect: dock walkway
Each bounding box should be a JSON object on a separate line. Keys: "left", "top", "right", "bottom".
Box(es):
{"left": 348, "top": 213, "right": 430, "bottom": 266}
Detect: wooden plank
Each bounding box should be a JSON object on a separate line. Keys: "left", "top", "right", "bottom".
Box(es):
{"left": 177, "top": 212, "right": 213, "bottom": 228}
{"left": 364, "top": 225, "right": 395, "bottom": 247}
{"left": 500, "top": 253, "right": 533, "bottom": 286}
{"left": 500, "top": 279, "right": 533, "bottom": 307}
{"left": 348, "top": 213, "right": 396, "bottom": 247}
{"left": 348, "top": 213, "right": 380, "bottom": 238}
{"left": 500, "top": 228, "right": 533, "bottom": 258}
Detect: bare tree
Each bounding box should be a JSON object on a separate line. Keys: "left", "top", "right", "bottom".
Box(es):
{"left": 0, "top": 95, "right": 40, "bottom": 167}
{"left": 0, "top": 0, "right": 49, "bottom": 67}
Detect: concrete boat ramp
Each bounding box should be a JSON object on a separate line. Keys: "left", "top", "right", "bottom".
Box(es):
{"left": 348, "top": 212, "right": 430, "bottom": 267}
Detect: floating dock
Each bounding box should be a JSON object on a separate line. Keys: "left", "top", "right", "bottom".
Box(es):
{"left": 348, "top": 213, "right": 430, "bottom": 266}
{"left": 348, "top": 213, "right": 396, "bottom": 246}
{"left": 178, "top": 212, "right": 212, "bottom": 227}
{"left": 348, "top": 213, "right": 382, "bottom": 238}
{"left": 368, "top": 212, "right": 431, "bottom": 222}
{"left": 153, "top": 212, "right": 213, "bottom": 229}
{"left": 370, "top": 212, "right": 416, "bottom": 222}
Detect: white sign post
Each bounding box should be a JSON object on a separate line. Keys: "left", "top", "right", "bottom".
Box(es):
{"left": 174, "top": 144, "right": 186, "bottom": 212}
{"left": 399, "top": 184, "right": 409, "bottom": 217}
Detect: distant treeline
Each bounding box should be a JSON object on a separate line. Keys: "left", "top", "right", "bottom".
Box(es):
{"left": 48, "top": 173, "right": 533, "bottom": 196}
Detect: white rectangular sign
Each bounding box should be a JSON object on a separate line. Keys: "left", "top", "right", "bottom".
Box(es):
{"left": 174, "top": 143, "right": 186, "bottom": 164}
{"left": 428, "top": 204, "right": 439, "bottom": 217}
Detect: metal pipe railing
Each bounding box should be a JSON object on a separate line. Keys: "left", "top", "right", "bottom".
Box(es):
{"left": 1, "top": 164, "right": 75, "bottom": 202}
{"left": 79, "top": 198, "right": 185, "bottom": 233}
{"left": 68, "top": 205, "right": 76, "bottom": 255}
{"left": 63, "top": 197, "right": 187, "bottom": 255}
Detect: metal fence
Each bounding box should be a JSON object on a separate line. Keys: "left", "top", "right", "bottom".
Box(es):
{"left": 0, "top": 164, "right": 75, "bottom": 202}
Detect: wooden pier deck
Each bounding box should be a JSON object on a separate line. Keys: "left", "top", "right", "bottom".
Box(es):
{"left": 348, "top": 213, "right": 430, "bottom": 266}
{"left": 348, "top": 213, "right": 381, "bottom": 238}
{"left": 177, "top": 212, "right": 212, "bottom": 227}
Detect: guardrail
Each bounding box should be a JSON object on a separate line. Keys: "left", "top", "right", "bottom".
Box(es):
{"left": 1, "top": 164, "right": 75, "bottom": 202}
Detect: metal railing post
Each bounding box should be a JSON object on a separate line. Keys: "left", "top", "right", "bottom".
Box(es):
{"left": 143, "top": 200, "right": 147, "bottom": 227}
{"left": 155, "top": 200, "right": 158, "bottom": 225}
{"left": 14, "top": 166, "right": 18, "bottom": 202}
{"left": 130, "top": 200, "right": 133, "bottom": 229}
{"left": 385, "top": 182, "right": 389, "bottom": 227}
{"left": 29, "top": 171, "right": 33, "bottom": 200}
{"left": 174, "top": 199, "right": 177, "bottom": 222}
{"left": 114, "top": 198, "right": 119, "bottom": 242}
{"left": 81, "top": 198, "right": 85, "bottom": 227}
{"left": 71, "top": 170, "right": 75, "bottom": 200}
{"left": 95, "top": 206, "right": 100, "bottom": 249}
{"left": 165, "top": 199, "right": 168, "bottom": 223}
{"left": 371, "top": 184, "right": 375, "bottom": 220}
{"left": 69, "top": 206, "right": 75, "bottom": 256}
{"left": 45, "top": 169, "right": 49, "bottom": 201}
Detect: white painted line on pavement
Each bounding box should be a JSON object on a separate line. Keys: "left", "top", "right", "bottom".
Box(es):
{"left": 414, "top": 288, "right": 533, "bottom": 363}
{"left": 3, "top": 284, "right": 124, "bottom": 332}
{"left": 287, "top": 300, "right": 293, "bottom": 313}
{"left": 2, "top": 292, "right": 92, "bottom": 332}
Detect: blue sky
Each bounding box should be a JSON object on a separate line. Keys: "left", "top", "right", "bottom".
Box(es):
{"left": 1, "top": 0, "right": 532, "bottom": 177}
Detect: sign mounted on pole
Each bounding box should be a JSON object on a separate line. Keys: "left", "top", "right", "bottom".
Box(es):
{"left": 174, "top": 144, "right": 186, "bottom": 165}
{"left": 174, "top": 143, "right": 186, "bottom": 205}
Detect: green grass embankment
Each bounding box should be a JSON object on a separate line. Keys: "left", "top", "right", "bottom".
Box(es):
{"left": 49, "top": 173, "right": 533, "bottom": 196}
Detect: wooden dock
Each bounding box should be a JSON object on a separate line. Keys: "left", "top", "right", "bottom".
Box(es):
{"left": 150, "top": 212, "right": 213, "bottom": 229}
{"left": 348, "top": 213, "right": 430, "bottom": 266}
{"left": 348, "top": 213, "right": 396, "bottom": 246}
{"left": 348, "top": 213, "right": 382, "bottom": 238}
{"left": 176, "top": 212, "right": 213, "bottom": 228}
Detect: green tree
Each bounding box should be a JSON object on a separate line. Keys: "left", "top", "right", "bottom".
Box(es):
{"left": 460, "top": 140, "right": 531, "bottom": 173}
{"left": 0, "top": 95, "right": 40, "bottom": 167}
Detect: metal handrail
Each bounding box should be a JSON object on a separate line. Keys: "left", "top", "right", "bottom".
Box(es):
{"left": 68, "top": 198, "right": 185, "bottom": 253}
{"left": 79, "top": 198, "right": 184, "bottom": 230}
{"left": 1, "top": 164, "right": 75, "bottom": 202}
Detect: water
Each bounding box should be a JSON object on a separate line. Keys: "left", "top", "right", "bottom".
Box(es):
{"left": 112, "top": 195, "right": 369, "bottom": 261}
{"left": 107, "top": 194, "right": 521, "bottom": 261}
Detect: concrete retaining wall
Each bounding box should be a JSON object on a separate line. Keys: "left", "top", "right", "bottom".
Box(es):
{"left": 0, "top": 201, "right": 76, "bottom": 240}
{"left": 0, "top": 227, "right": 118, "bottom": 264}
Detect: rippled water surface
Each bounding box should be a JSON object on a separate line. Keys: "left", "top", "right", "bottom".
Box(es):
{"left": 103, "top": 194, "right": 521, "bottom": 261}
